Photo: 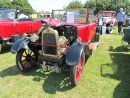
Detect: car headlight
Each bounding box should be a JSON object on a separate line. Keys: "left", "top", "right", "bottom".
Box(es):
{"left": 22, "top": 33, "right": 28, "bottom": 37}
{"left": 58, "top": 36, "right": 67, "bottom": 45}
{"left": 30, "top": 34, "right": 39, "bottom": 42}
{"left": 77, "top": 37, "right": 82, "bottom": 43}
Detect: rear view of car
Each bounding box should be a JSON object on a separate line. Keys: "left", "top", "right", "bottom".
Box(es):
{"left": 97, "top": 11, "right": 117, "bottom": 34}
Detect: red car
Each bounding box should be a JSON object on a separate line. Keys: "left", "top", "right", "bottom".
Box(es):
{"left": 0, "top": 8, "right": 43, "bottom": 52}
{"left": 97, "top": 11, "right": 117, "bottom": 34}
{"left": 11, "top": 8, "right": 101, "bottom": 86}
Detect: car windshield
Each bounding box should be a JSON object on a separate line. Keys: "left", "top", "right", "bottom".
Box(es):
{"left": 98, "top": 13, "right": 111, "bottom": 18}
{"left": 52, "top": 8, "right": 87, "bottom": 23}
{"left": 0, "top": 9, "right": 15, "bottom": 20}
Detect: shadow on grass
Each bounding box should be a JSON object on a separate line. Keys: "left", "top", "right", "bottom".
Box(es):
{"left": 0, "top": 65, "right": 21, "bottom": 77}
{"left": 25, "top": 69, "right": 73, "bottom": 94}
{"left": 0, "top": 55, "right": 90, "bottom": 94}
{"left": 42, "top": 72, "right": 73, "bottom": 94}
{"left": 36, "top": 56, "right": 91, "bottom": 94}
{"left": 109, "top": 46, "right": 130, "bottom": 52}
{"left": 100, "top": 53, "right": 130, "bottom": 98}
{"left": 0, "top": 65, "right": 73, "bottom": 93}
{"left": 24, "top": 55, "right": 90, "bottom": 94}
{"left": 0, "top": 44, "right": 11, "bottom": 54}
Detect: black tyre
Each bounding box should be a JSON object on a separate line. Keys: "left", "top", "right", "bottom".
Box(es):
{"left": 106, "top": 26, "right": 113, "bottom": 34}
{"left": 70, "top": 52, "right": 85, "bottom": 86}
{"left": 16, "top": 49, "right": 38, "bottom": 72}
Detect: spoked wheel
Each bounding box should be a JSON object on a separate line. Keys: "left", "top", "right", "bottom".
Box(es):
{"left": 106, "top": 26, "right": 113, "bottom": 34}
{"left": 16, "top": 49, "right": 38, "bottom": 72}
{"left": 70, "top": 52, "right": 85, "bottom": 86}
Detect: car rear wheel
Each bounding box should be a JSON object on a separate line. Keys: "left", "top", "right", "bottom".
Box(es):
{"left": 106, "top": 26, "right": 113, "bottom": 34}
{"left": 70, "top": 52, "right": 85, "bottom": 86}
{"left": 16, "top": 49, "right": 38, "bottom": 72}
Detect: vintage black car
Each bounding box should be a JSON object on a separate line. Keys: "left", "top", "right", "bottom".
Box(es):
{"left": 11, "top": 8, "right": 100, "bottom": 86}
{"left": 124, "top": 15, "right": 130, "bottom": 26}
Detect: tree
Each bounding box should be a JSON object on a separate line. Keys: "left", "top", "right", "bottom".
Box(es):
{"left": 0, "top": 0, "right": 13, "bottom": 8}
{"left": 11, "top": 0, "right": 36, "bottom": 14}
{"left": 84, "top": 0, "right": 96, "bottom": 10}
{"left": 84, "top": 0, "right": 130, "bottom": 14}
{"left": 66, "top": 0, "right": 83, "bottom": 9}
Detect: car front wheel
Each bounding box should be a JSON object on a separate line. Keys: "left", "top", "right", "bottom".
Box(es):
{"left": 16, "top": 49, "right": 38, "bottom": 72}
{"left": 70, "top": 52, "right": 85, "bottom": 86}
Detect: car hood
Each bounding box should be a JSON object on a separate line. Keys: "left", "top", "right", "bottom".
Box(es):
{"left": 41, "top": 18, "right": 89, "bottom": 28}
{"left": 41, "top": 18, "right": 65, "bottom": 27}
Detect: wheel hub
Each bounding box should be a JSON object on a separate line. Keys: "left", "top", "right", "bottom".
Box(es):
{"left": 26, "top": 55, "right": 31, "bottom": 62}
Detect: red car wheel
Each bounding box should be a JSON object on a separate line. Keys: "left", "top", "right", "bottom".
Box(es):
{"left": 70, "top": 52, "right": 85, "bottom": 86}
{"left": 16, "top": 49, "right": 37, "bottom": 72}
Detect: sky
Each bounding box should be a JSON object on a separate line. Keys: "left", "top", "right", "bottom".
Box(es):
{"left": 28, "top": 0, "right": 86, "bottom": 12}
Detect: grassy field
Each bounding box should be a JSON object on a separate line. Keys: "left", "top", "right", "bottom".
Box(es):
{"left": 0, "top": 27, "right": 130, "bottom": 98}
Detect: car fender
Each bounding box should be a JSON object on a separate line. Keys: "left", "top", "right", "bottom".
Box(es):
{"left": 11, "top": 37, "right": 30, "bottom": 54}
{"left": 66, "top": 43, "right": 86, "bottom": 66}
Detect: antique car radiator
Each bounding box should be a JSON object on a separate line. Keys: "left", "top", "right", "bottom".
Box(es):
{"left": 41, "top": 27, "right": 60, "bottom": 56}
{"left": 42, "top": 33, "right": 57, "bottom": 55}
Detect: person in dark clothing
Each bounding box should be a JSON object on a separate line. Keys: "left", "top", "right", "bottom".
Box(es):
{"left": 117, "top": 8, "right": 126, "bottom": 35}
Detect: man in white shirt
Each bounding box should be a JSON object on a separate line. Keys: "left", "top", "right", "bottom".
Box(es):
{"left": 18, "top": 13, "right": 28, "bottom": 19}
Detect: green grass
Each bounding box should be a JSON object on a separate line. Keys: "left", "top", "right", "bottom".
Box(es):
{"left": 1, "top": 27, "right": 130, "bottom": 98}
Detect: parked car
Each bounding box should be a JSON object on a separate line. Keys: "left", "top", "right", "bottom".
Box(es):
{"left": 97, "top": 11, "right": 117, "bottom": 34}
{"left": 11, "top": 8, "right": 101, "bottom": 86}
{"left": 124, "top": 15, "right": 130, "bottom": 26}
{"left": 0, "top": 8, "right": 43, "bottom": 52}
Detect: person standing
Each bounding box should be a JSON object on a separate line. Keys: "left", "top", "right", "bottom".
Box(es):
{"left": 117, "top": 8, "right": 126, "bottom": 35}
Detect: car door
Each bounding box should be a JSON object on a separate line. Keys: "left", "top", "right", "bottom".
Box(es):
{"left": 15, "top": 19, "right": 32, "bottom": 36}
{"left": 2, "top": 20, "right": 16, "bottom": 38}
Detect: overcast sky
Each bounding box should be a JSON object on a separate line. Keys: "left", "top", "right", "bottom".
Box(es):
{"left": 28, "top": 0, "right": 86, "bottom": 12}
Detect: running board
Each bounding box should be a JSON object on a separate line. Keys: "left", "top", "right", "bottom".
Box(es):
{"left": 88, "top": 42, "right": 99, "bottom": 55}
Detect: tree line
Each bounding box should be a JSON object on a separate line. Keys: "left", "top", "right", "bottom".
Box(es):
{"left": 0, "top": 0, "right": 36, "bottom": 14}
{"left": 0, "top": 0, "right": 130, "bottom": 15}
{"left": 66, "top": 0, "right": 130, "bottom": 14}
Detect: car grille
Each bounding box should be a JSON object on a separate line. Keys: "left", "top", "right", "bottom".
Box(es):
{"left": 42, "top": 33, "right": 57, "bottom": 55}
